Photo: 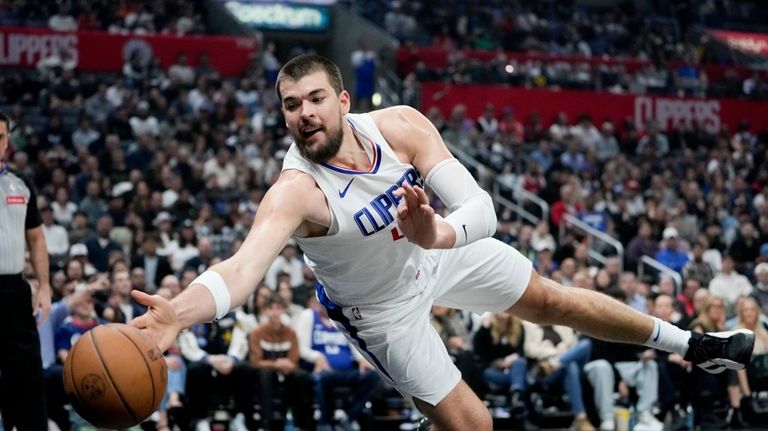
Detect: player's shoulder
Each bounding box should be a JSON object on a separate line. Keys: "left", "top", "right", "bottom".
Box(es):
{"left": 369, "top": 105, "right": 425, "bottom": 128}
{"left": 370, "top": 105, "right": 434, "bottom": 151}
{"left": 272, "top": 169, "right": 323, "bottom": 199}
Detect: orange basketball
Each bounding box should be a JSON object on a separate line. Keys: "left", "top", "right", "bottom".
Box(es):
{"left": 62, "top": 323, "right": 168, "bottom": 428}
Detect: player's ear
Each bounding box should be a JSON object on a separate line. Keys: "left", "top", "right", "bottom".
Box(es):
{"left": 340, "top": 90, "right": 351, "bottom": 114}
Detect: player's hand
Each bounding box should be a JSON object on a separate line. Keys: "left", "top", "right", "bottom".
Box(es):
{"left": 129, "top": 290, "right": 182, "bottom": 352}
{"left": 395, "top": 183, "right": 437, "bottom": 249}
{"left": 33, "top": 281, "right": 52, "bottom": 325}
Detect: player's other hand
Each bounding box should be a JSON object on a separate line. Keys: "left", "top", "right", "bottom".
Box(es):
{"left": 395, "top": 183, "right": 437, "bottom": 249}
{"left": 129, "top": 290, "right": 182, "bottom": 352}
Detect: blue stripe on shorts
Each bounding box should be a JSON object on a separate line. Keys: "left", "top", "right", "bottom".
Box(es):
{"left": 315, "top": 283, "right": 394, "bottom": 382}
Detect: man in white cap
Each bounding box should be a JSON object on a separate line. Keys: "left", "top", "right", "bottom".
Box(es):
{"left": 69, "top": 243, "right": 96, "bottom": 277}
{"left": 655, "top": 227, "right": 689, "bottom": 273}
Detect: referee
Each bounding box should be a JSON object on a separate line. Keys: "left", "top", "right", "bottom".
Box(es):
{"left": 0, "top": 110, "right": 51, "bottom": 430}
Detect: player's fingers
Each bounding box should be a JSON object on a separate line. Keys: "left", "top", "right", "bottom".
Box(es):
{"left": 402, "top": 183, "right": 420, "bottom": 209}
{"left": 397, "top": 203, "right": 408, "bottom": 220}
{"left": 413, "top": 185, "right": 430, "bottom": 205}
{"left": 394, "top": 186, "right": 415, "bottom": 209}
{"left": 129, "top": 313, "right": 150, "bottom": 329}
{"left": 131, "top": 289, "right": 163, "bottom": 307}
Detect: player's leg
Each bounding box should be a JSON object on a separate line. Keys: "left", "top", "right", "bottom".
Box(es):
{"left": 510, "top": 272, "right": 654, "bottom": 343}
{"left": 316, "top": 283, "right": 492, "bottom": 431}
{"left": 508, "top": 272, "right": 754, "bottom": 372}
{"left": 413, "top": 380, "right": 492, "bottom": 431}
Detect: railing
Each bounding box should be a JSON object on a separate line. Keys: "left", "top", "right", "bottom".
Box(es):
{"left": 493, "top": 179, "right": 550, "bottom": 225}
{"left": 560, "top": 214, "right": 624, "bottom": 273}
{"left": 493, "top": 193, "right": 541, "bottom": 225}
{"left": 375, "top": 70, "right": 403, "bottom": 107}
{"left": 444, "top": 141, "right": 545, "bottom": 225}
{"left": 638, "top": 255, "right": 683, "bottom": 296}
{"left": 443, "top": 142, "right": 494, "bottom": 190}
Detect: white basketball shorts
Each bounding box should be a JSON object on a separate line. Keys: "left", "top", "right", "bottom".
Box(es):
{"left": 316, "top": 237, "right": 533, "bottom": 405}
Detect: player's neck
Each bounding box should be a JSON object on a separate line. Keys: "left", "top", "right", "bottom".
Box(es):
{"left": 327, "top": 122, "right": 370, "bottom": 170}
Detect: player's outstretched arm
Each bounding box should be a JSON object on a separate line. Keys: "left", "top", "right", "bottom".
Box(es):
{"left": 131, "top": 171, "right": 317, "bottom": 351}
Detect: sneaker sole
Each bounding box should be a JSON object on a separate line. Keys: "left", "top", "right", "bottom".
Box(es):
{"left": 697, "top": 329, "right": 755, "bottom": 373}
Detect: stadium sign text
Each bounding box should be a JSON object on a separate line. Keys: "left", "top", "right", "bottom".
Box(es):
{"left": 224, "top": 1, "right": 330, "bottom": 31}
{"left": 0, "top": 32, "right": 77, "bottom": 66}
{"left": 634, "top": 97, "right": 721, "bottom": 134}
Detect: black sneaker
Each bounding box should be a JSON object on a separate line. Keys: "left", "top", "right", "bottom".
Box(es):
{"left": 683, "top": 329, "right": 754, "bottom": 373}
{"left": 417, "top": 418, "right": 433, "bottom": 431}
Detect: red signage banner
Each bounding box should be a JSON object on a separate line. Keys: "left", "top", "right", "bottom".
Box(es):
{"left": 421, "top": 83, "right": 768, "bottom": 134}
{"left": 0, "top": 27, "right": 258, "bottom": 76}
{"left": 709, "top": 29, "right": 768, "bottom": 57}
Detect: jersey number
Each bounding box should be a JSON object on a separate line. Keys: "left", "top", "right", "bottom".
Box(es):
{"left": 391, "top": 227, "right": 405, "bottom": 241}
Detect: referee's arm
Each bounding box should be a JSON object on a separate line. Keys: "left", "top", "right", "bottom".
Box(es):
{"left": 24, "top": 185, "right": 50, "bottom": 323}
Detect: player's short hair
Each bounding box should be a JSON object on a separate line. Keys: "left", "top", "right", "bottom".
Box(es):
{"left": 276, "top": 54, "right": 344, "bottom": 101}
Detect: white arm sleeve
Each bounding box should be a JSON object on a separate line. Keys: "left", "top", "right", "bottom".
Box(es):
{"left": 424, "top": 158, "right": 497, "bottom": 248}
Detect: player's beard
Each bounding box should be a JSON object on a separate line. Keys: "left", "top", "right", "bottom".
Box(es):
{"left": 296, "top": 120, "right": 344, "bottom": 164}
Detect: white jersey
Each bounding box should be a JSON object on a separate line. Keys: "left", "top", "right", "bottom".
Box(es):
{"left": 281, "top": 113, "right": 425, "bottom": 306}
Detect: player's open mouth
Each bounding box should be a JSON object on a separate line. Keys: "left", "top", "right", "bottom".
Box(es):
{"left": 301, "top": 127, "right": 322, "bottom": 138}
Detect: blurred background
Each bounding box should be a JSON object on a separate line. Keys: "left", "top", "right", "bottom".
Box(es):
{"left": 2, "top": 0, "right": 768, "bottom": 430}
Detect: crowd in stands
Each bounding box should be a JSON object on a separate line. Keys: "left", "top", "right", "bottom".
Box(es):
{"left": 350, "top": 0, "right": 768, "bottom": 100}
{"left": 347, "top": 0, "right": 764, "bottom": 62}
{"left": 0, "top": 0, "right": 208, "bottom": 35}
{"left": 400, "top": 45, "right": 768, "bottom": 100}
{"left": 3, "top": 1, "right": 768, "bottom": 431}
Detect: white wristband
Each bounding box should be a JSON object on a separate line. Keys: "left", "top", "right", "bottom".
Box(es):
{"left": 192, "top": 270, "right": 231, "bottom": 321}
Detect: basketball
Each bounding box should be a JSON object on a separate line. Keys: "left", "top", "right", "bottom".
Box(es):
{"left": 62, "top": 323, "right": 167, "bottom": 428}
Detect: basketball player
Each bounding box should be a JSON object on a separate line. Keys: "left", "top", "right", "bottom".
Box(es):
{"left": 131, "top": 55, "right": 754, "bottom": 431}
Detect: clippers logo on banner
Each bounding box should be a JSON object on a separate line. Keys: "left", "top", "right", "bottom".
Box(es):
{"left": 709, "top": 30, "right": 768, "bottom": 57}
{"left": 421, "top": 83, "right": 768, "bottom": 134}
{"left": 0, "top": 27, "right": 258, "bottom": 76}
{"left": 0, "top": 32, "right": 78, "bottom": 66}
{"left": 635, "top": 97, "right": 721, "bottom": 134}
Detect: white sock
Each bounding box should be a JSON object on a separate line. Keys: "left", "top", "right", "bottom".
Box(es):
{"left": 643, "top": 317, "right": 691, "bottom": 356}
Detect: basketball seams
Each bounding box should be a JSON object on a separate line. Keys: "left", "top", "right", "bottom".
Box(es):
{"left": 89, "top": 327, "right": 141, "bottom": 424}
{"left": 110, "top": 324, "right": 159, "bottom": 411}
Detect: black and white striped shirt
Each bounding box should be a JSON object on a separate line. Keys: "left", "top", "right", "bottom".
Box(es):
{"left": 0, "top": 164, "right": 41, "bottom": 273}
